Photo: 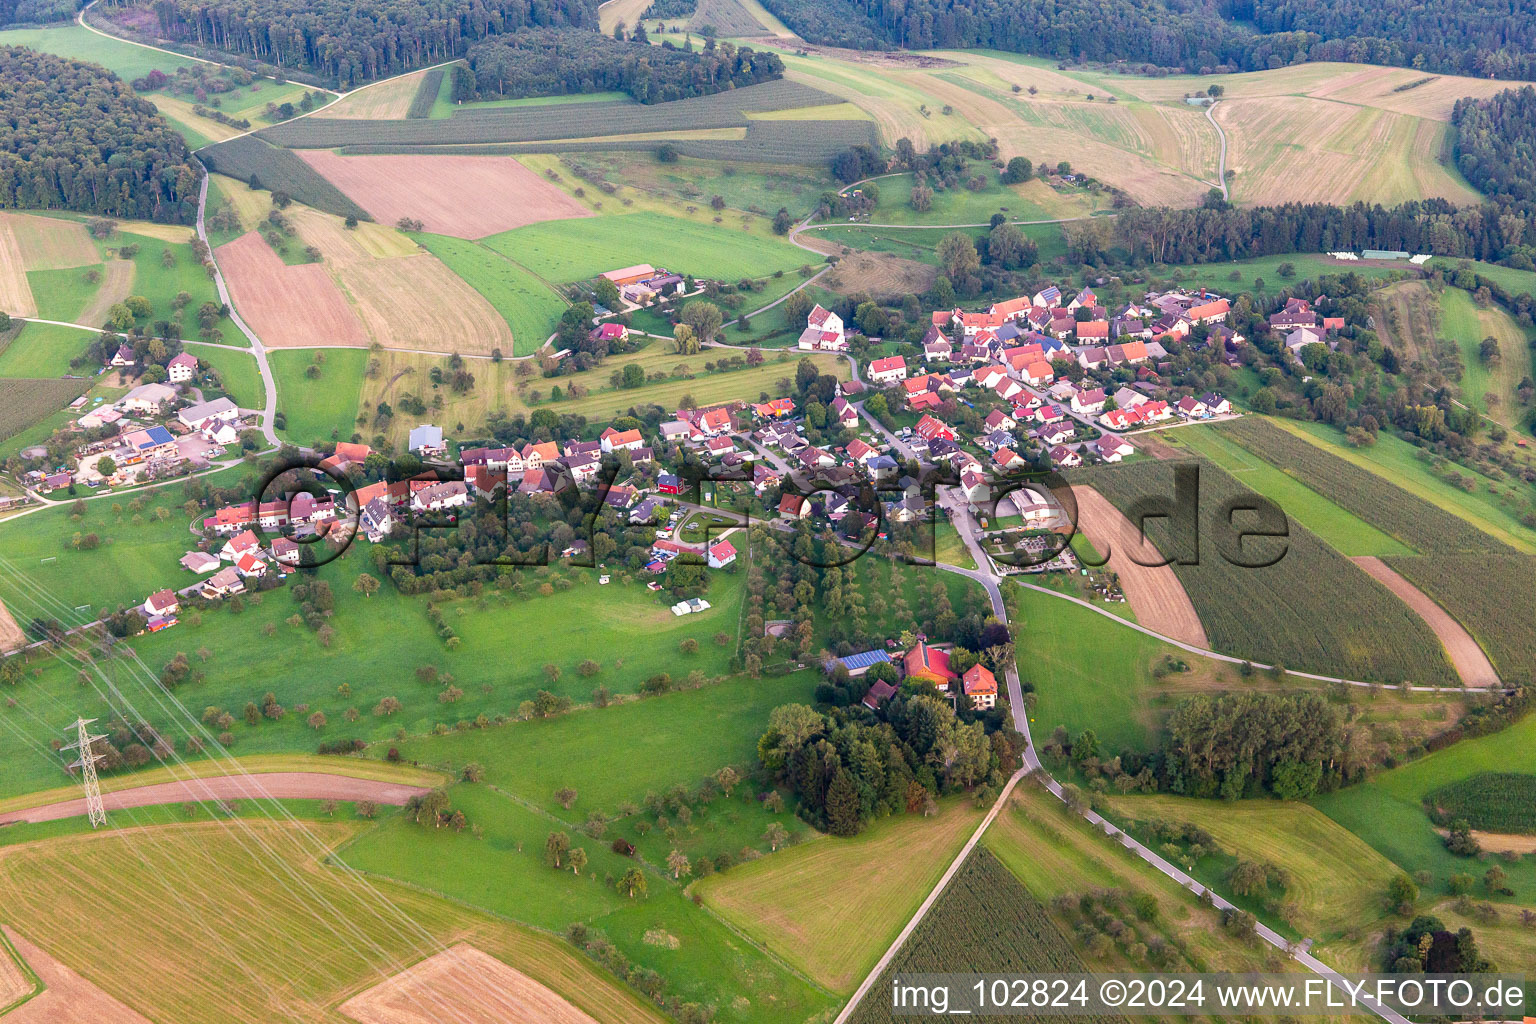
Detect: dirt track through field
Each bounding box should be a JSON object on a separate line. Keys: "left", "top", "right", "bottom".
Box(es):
{"left": 0, "top": 772, "right": 432, "bottom": 826}
{"left": 1351, "top": 556, "right": 1499, "bottom": 687}
{"left": 0, "top": 926, "right": 151, "bottom": 1023}
{"left": 1069, "top": 485, "right": 1210, "bottom": 649}
{"left": 76, "top": 258, "right": 135, "bottom": 328}
{"left": 0, "top": 597, "right": 24, "bottom": 653}
{"left": 300, "top": 151, "right": 594, "bottom": 238}
{"left": 340, "top": 944, "right": 600, "bottom": 1024}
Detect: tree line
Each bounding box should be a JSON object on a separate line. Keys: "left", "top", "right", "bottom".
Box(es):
{"left": 0, "top": 47, "right": 199, "bottom": 223}
{"left": 757, "top": 0, "right": 1536, "bottom": 81}
{"left": 1453, "top": 86, "right": 1536, "bottom": 207}
{"left": 463, "top": 30, "right": 782, "bottom": 104}
{"left": 1109, "top": 199, "right": 1536, "bottom": 270}
{"left": 125, "top": 0, "right": 597, "bottom": 87}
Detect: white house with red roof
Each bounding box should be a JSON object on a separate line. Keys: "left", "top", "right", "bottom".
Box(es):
{"left": 867, "top": 355, "right": 908, "bottom": 384}
{"left": 707, "top": 539, "right": 737, "bottom": 568}
{"left": 914, "top": 414, "right": 955, "bottom": 443}
{"left": 600, "top": 427, "right": 645, "bottom": 452}
{"left": 220, "top": 529, "right": 261, "bottom": 563}
{"left": 798, "top": 305, "right": 848, "bottom": 352}
{"left": 143, "top": 589, "right": 179, "bottom": 617}
{"left": 962, "top": 663, "right": 997, "bottom": 709}
{"left": 167, "top": 352, "right": 198, "bottom": 383}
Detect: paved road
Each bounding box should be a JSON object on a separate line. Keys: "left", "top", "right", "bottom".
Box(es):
{"left": 0, "top": 772, "right": 431, "bottom": 827}
{"left": 832, "top": 468, "right": 1417, "bottom": 1024}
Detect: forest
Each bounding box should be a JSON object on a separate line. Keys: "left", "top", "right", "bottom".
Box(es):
{"left": 757, "top": 698, "right": 1024, "bottom": 836}
{"left": 119, "top": 0, "right": 597, "bottom": 87}
{"left": 1107, "top": 199, "right": 1536, "bottom": 269}
{"left": 757, "top": 0, "right": 1536, "bottom": 80}
{"left": 1452, "top": 86, "right": 1536, "bottom": 206}
{"left": 0, "top": 46, "right": 199, "bottom": 223}
{"left": 464, "top": 30, "right": 783, "bottom": 103}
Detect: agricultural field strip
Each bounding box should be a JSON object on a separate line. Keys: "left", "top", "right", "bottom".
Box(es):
{"left": 259, "top": 80, "right": 844, "bottom": 147}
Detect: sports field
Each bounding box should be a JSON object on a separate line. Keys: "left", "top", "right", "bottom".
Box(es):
{"left": 697, "top": 798, "right": 984, "bottom": 992}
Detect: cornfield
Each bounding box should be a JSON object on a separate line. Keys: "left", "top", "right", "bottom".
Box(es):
{"left": 850, "top": 846, "right": 1125, "bottom": 1024}
{"left": 1075, "top": 459, "right": 1458, "bottom": 685}
{"left": 258, "top": 79, "right": 840, "bottom": 147}
{"left": 1426, "top": 772, "right": 1536, "bottom": 833}
{"left": 0, "top": 376, "right": 91, "bottom": 445}
{"left": 1217, "top": 417, "right": 1513, "bottom": 555}
{"left": 197, "top": 137, "right": 370, "bottom": 221}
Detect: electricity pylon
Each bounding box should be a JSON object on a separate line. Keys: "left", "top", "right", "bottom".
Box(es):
{"left": 62, "top": 718, "right": 108, "bottom": 828}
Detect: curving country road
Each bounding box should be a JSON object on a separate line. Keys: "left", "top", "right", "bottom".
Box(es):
{"left": 1205, "top": 100, "right": 1229, "bottom": 201}
{"left": 0, "top": 772, "right": 431, "bottom": 828}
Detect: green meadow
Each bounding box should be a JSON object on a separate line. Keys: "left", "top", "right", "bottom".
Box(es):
{"left": 484, "top": 212, "right": 809, "bottom": 284}
{"left": 1165, "top": 425, "right": 1414, "bottom": 557}
{"left": 415, "top": 233, "right": 568, "bottom": 356}
{"left": 1312, "top": 711, "right": 1536, "bottom": 903}
{"left": 269, "top": 347, "right": 366, "bottom": 444}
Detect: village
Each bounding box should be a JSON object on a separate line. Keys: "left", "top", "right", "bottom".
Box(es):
{"left": 5, "top": 275, "right": 1316, "bottom": 694}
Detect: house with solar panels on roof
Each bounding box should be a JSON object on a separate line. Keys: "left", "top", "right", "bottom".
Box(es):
{"left": 823, "top": 648, "right": 893, "bottom": 678}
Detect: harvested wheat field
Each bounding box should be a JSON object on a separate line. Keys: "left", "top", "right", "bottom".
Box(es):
{"left": 215, "top": 231, "right": 369, "bottom": 349}
{"left": 281, "top": 205, "right": 514, "bottom": 354}
{"left": 1, "top": 927, "right": 147, "bottom": 1024}
{"left": 325, "top": 68, "right": 430, "bottom": 120}
{"left": 0, "top": 217, "right": 37, "bottom": 317}
{"left": 342, "top": 944, "right": 600, "bottom": 1024}
{"left": 824, "top": 250, "right": 935, "bottom": 297}
{"left": 300, "top": 151, "right": 594, "bottom": 238}
{"left": 990, "top": 122, "right": 1207, "bottom": 207}
{"left": 0, "top": 213, "right": 98, "bottom": 270}
{"left": 0, "top": 596, "right": 25, "bottom": 652}
{"left": 1070, "top": 485, "right": 1209, "bottom": 649}
{"left": 1351, "top": 557, "right": 1498, "bottom": 688}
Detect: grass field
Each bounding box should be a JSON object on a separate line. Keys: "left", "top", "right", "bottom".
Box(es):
{"left": 0, "top": 819, "right": 668, "bottom": 1024}
{"left": 414, "top": 233, "right": 566, "bottom": 355}
{"left": 854, "top": 173, "right": 1106, "bottom": 226}
{"left": 1312, "top": 711, "right": 1536, "bottom": 903}
{"left": 0, "top": 322, "right": 94, "bottom": 378}
{"left": 269, "top": 347, "right": 366, "bottom": 444}
{"left": 1151, "top": 253, "right": 1412, "bottom": 298}
{"left": 1439, "top": 287, "right": 1536, "bottom": 430}
{"left": 184, "top": 343, "right": 265, "bottom": 409}
{"left": 484, "top": 211, "right": 809, "bottom": 284}
{"left": 697, "top": 798, "right": 984, "bottom": 993}
{"left": 1011, "top": 586, "right": 1241, "bottom": 755}
{"left": 1106, "top": 793, "right": 1400, "bottom": 942}
{"left": 386, "top": 668, "right": 796, "bottom": 819}
{"left": 985, "top": 783, "right": 1284, "bottom": 974}
{"left": 1164, "top": 425, "right": 1414, "bottom": 557}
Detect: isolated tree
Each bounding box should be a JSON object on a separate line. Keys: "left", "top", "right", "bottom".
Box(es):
{"left": 555, "top": 786, "right": 578, "bottom": 809}
{"left": 462, "top": 762, "right": 485, "bottom": 783}
{"left": 714, "top": 765, "right": 739, "bottom": 796}
{"left": 667, "top": 848, "right": 691, "bottom": 879}
{"left": 681, "top": 300, "right": 723, "bottom": 344}
{"left": 618, "top": 867, "right": 648, "bottom": 898}
{"left": 307, "top": 711, "right": 327, "bottom": 730}
{"left": 545, "top": 830, "right": 571, "bottom": 869}
{"left": 673, "top": 322, "right": 699, "bottom": 355}
{"left": 353, "top": 573, "right": 380, "bottom": 598}
{"left": 568, "top": 846, "right": 588, "bottom": 875}
{"left": 764, "top": 822, "right": 789, "bottom": 851}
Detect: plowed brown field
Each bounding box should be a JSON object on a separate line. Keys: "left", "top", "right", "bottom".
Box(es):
{"left": 1070, "top": 484, "right": 1209, "bottom": 649}
{"left": 215, "top": 231, "right": 370, "bottom": 349}
{"left": 341, "top": 944, "right": 600, "bottom": 1024}
{"left": 300, "top": 152, "right": 593, "bottom": 238}
{"left": 1, "top": 927, "right": 150, "bottom": 1024}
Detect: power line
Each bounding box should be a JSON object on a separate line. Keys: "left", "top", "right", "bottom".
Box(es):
{"left": 60, "top": 717, "right": 108, "bottom": 828}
